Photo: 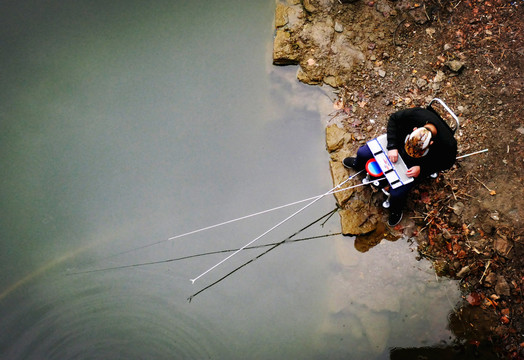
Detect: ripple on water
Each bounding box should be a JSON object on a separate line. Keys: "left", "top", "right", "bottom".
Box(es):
{"left": 0, "top": 271, "right": 229, "bottom": 359}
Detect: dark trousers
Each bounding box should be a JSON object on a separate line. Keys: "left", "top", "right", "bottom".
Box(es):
{"left": 355, "top": 144, "right": 417, "bottom": 214}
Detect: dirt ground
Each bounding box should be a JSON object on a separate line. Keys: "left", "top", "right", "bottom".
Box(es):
{"left": 276, "top": 0, "right": 523, "bottom": 357}
{"left": 331, "top": 0, "right": 523, "bottom": 357}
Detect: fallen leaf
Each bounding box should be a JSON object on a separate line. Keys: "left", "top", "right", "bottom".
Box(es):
{"left": 466, "top": 292, "right": 482, "bottom": 306}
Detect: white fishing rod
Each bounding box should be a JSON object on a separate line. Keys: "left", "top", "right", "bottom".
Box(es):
{"left": 189, "top": 171, "right": 365, "bottom": 284}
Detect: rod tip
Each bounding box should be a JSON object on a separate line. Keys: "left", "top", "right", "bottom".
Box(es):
{"left": 190, "top": 279, "right": 195, "bottom": 284}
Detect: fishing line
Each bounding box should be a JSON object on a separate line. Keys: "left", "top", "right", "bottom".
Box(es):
{"left": 189, "top": 174, "right": 364, "bottom": 284}
{"left": 90, "top": 170, "right": 365, "bottom": 264}
{"left": 321, "top": 207, "right": 338, "bottom": 226}
{"left": 67, "top": 230, "right": 341, "bottom": 275}
{"left": 187, "top": 208, "right": 338, "bottom": 302}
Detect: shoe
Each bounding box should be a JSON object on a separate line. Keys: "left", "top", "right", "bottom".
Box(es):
{"left": 388, "top": 211, "right": 403, "bottom": 226}
{"left": 343, "top": 157, "right": 357, "bottom": 169}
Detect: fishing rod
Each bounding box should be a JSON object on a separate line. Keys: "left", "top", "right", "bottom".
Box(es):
{"left": 189, "top": 171, "right": 367, "bottom": 284}
{"left": 67, "top": 230, "right": 341, "bottom": 275}
{"left": 187, "top": 208, "right": 339, "bottom": 302}
{"left": 88, "top": 170, "right": 365, "bottom": 265}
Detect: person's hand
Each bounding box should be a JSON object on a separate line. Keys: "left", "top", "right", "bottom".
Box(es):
{"left": 388, "top": 149, "right": 398, "bottom": 163}
{"left": 406, "top": 166, "right": 421, "bottom": 178}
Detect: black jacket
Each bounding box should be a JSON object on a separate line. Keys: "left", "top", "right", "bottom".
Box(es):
{"left": 386, "top": 107, "right": 457, "bottom": 179}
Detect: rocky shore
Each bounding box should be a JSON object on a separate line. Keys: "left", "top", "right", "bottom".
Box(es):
{"left": 272, "top": 0, "right": 523, "bottom": 358}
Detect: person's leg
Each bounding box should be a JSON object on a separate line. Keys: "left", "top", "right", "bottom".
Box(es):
{"left": 355, "top": 145, "right": 373, "bottom": 169}
{"left": 343, "top": 144, "right": 373, "bottom": 170}
{"left": 387, "top": 181, "right": 416, "bottom": 225}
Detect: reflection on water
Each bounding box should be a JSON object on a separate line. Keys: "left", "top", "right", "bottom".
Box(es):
{"left": 354, "top": 222, "right": 398, "bottom": 253}
{"left": 318, "top": 236, "right": 461, "bottom": 359}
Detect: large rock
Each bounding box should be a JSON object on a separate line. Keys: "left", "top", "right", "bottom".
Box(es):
{"left": 272, "top": 3, "right": 306, "bottom": 65}
{"left": 297, "top": 66, "right": 323, "bottom": 84}
{"left": 330, "top": 161, "right": 381, "bottom": 235}
{"left": 325, "top": 124, "right": 347, "bottom": 152}
{"left": 329, "top": 161, "right": 354, "bottom": 205}
{"left": 339, "top": 199, "right": 379, "bottom": 235}
{"left": 275, "top": 3, "right": 288, "bottom": 27}
{"left": 273, "top": 29, "right": 300, "bottom": 65}
{"left": 274, "top": 2, "right": 306, "bottom": 30}
{"left": 272, "top": 1, "right": 365, "bottom": 86}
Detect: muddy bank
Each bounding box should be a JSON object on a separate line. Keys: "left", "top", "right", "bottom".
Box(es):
{"left": 272, "top": 0, "right": 523, "bottom": 358}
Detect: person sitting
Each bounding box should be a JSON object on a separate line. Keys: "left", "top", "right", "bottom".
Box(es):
{"left": 343, "top": 107, "right": 457, "bottom": 226}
